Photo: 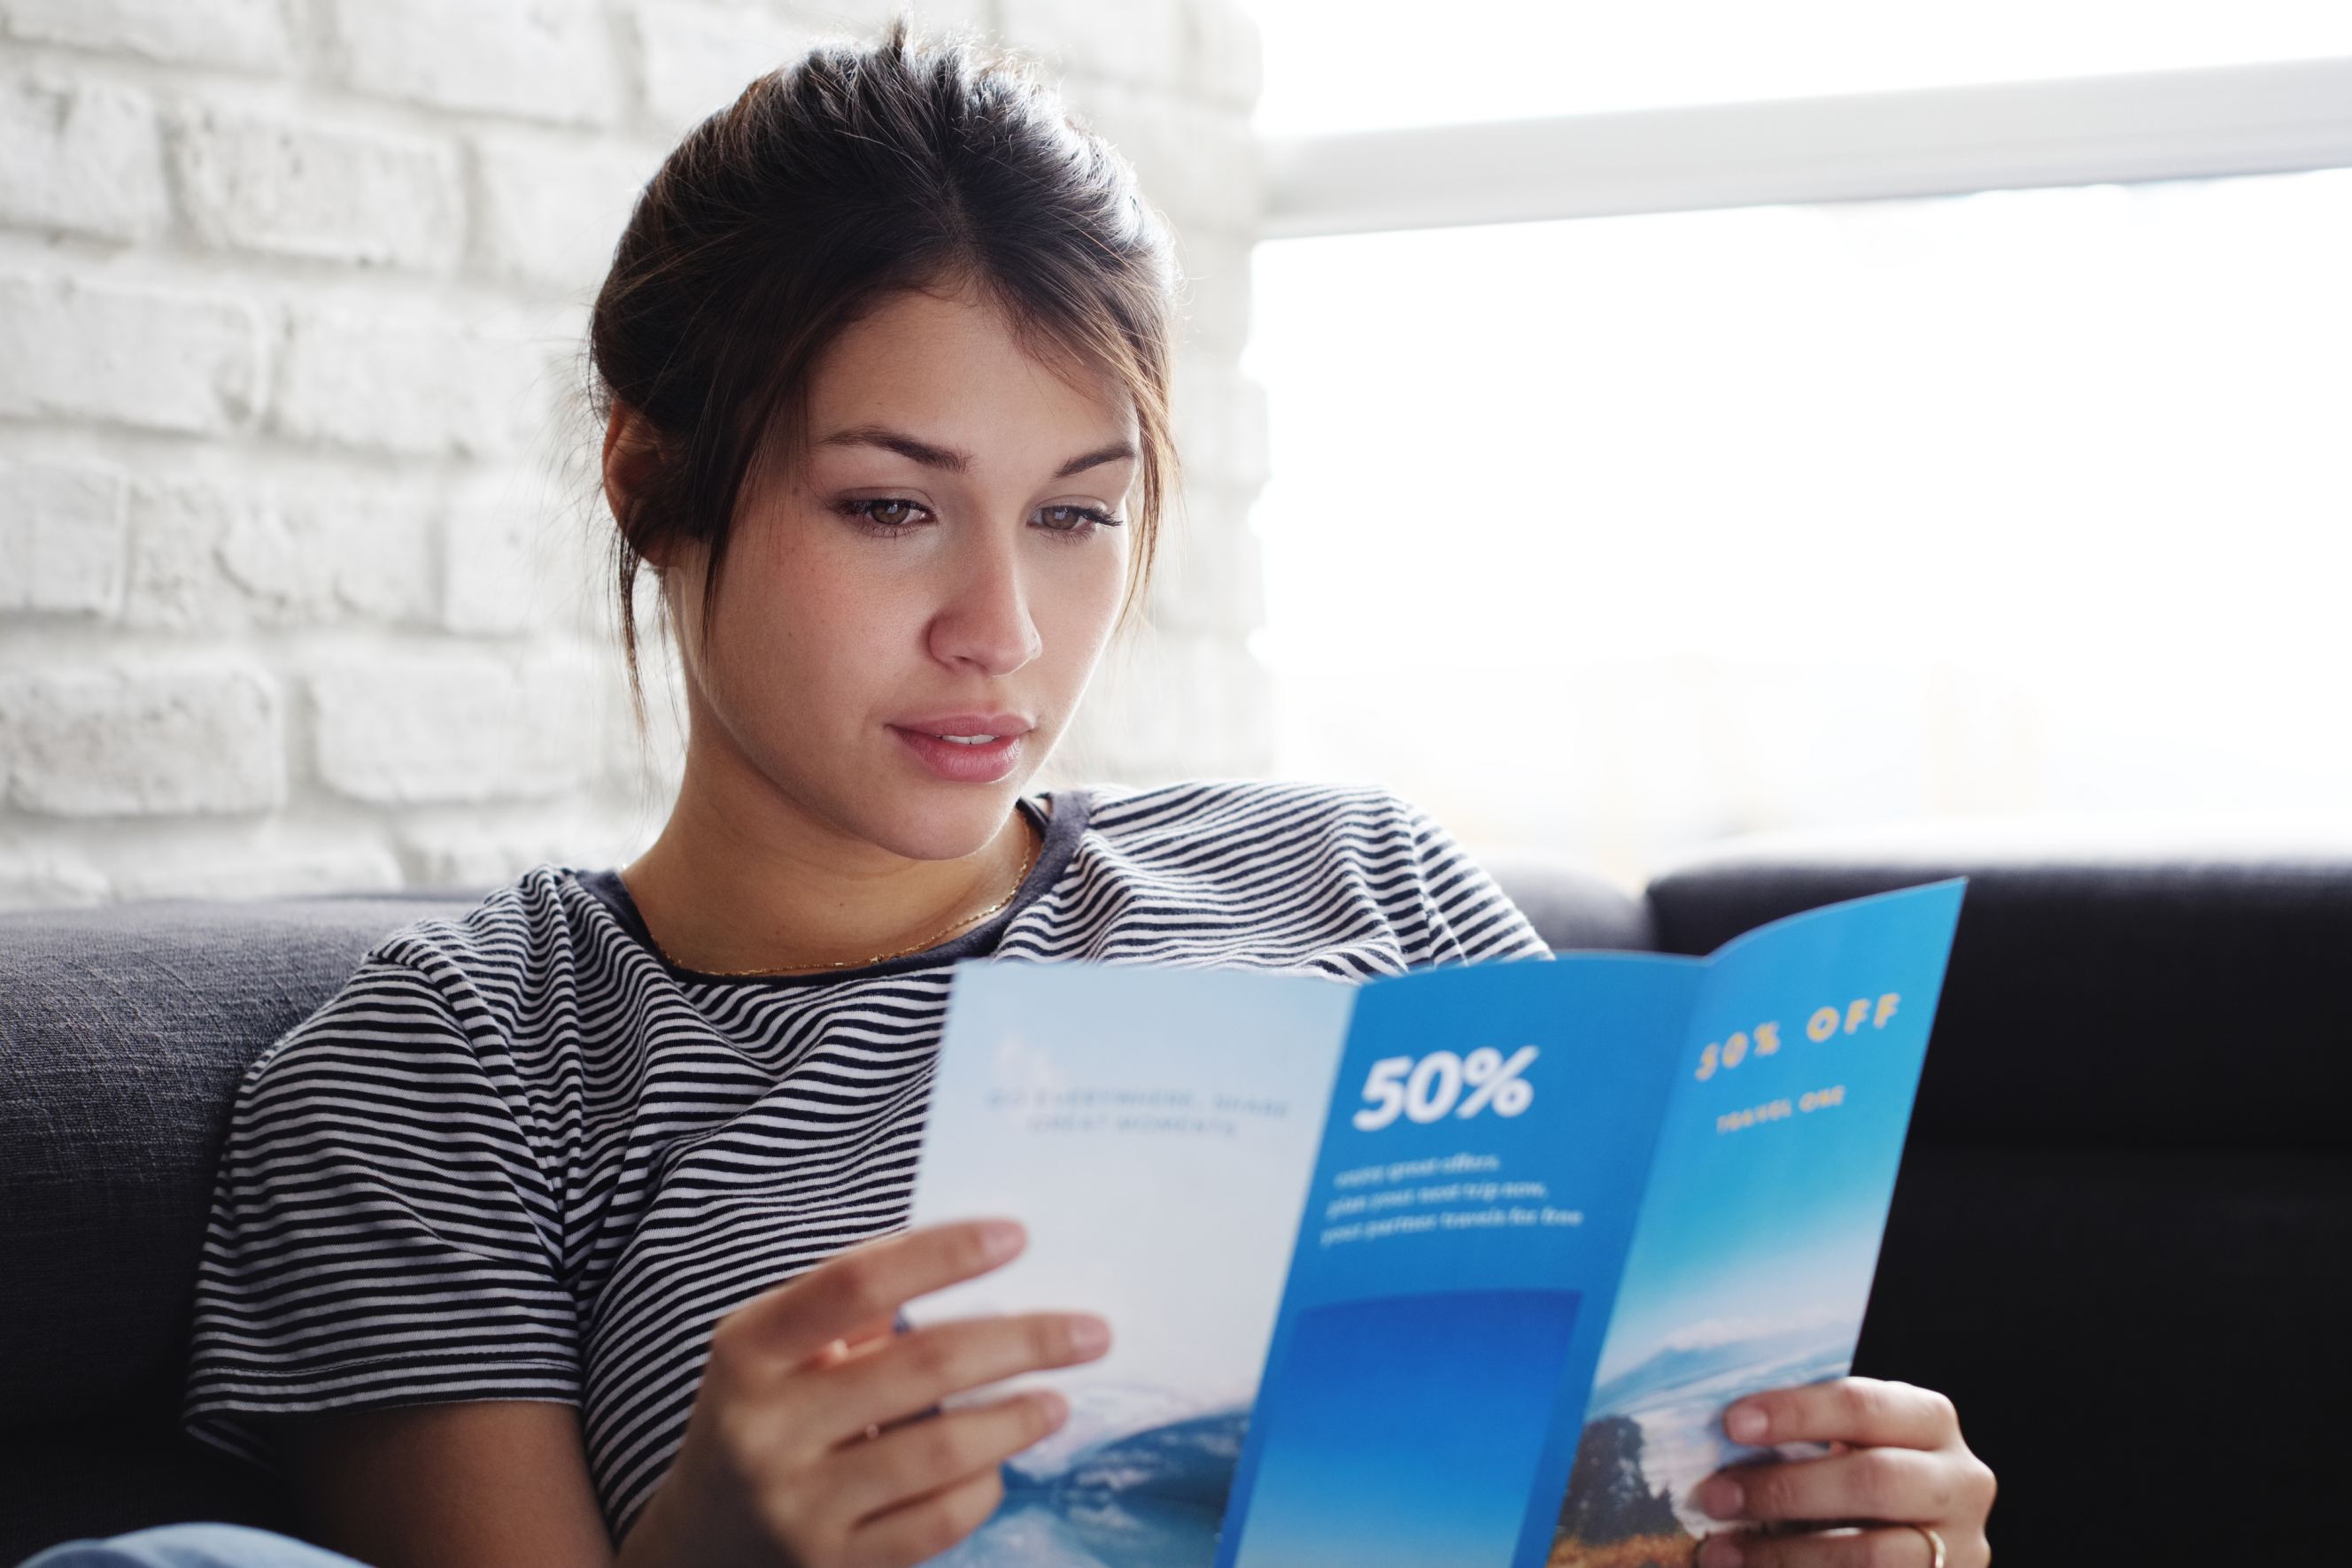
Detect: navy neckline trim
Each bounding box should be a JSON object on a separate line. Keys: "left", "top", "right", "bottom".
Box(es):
{"left": 572, "top": 790, "right": 1087, "bottom": 987}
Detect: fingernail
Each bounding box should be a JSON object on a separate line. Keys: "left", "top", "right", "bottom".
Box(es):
{"left": 1698, "top": 1535, "right": 1743, "bottom": 1568}
{"left": 1033, "top": 1388, "right": 1069, "bottom": 1426}
{"left": 1698, "top": 1477, "right": 1745, "bottom": 1519}
{"left": 1726, "top": 1403, "right": 1768, "bottom": 1442}
{"left": 979, "top": 1220, "right": 1025, "bottom": 1263}
{"left": 1067, "top": 1314, "right": 1110, "bottom": 1356}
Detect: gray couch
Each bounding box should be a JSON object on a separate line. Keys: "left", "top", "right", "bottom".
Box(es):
{"left": 5, "top": 834, "right": 2345, "bottom": 1564}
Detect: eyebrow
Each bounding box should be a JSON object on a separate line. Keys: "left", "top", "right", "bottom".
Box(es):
{"left": 816, "top": 425, "right": 1138, "bottom": 479}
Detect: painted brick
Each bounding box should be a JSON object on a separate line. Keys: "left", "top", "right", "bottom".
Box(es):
{"left": 120, "top": 475, "right": 251, "bottom": 630}
{"left": 1172, "top": 229, "right": 1253, "bottom": 355}
{"left": 0, "top": 273, "right": 261, "bottom": 434}
{"left": 167, "top": 104, "right": 463, "bottom": 271}
{"left": 0, "top": 460, "right": 128, "bottom": 615}
{"left": 123, "top": 475, "right": 437, "bottom": 630}
{"left": 781, "top": 0, "right": 993, "bottom": 35}
{"left": 1145, "top": 499, "right": 1262, "bottom": 636}
{"left": 1181, "top": 0, "right": 1260, "bottom": 111}
{"left": 632, "top": 2, "right": 819, "bottom": 134}
{"left": 310, "top": 645, "right": 600, "bottom": 805}
{"left": 111, "top": 840, "right": 406, "bottom": 901}
{"left": 442, "top": 500, "right": 550, "bottom": 634}
{"left": 394, "top": 814, "right": 592, "bottom": 888}
{"left": 222, "top": 484, "right": 439, "bottom": 625}
{"left": 472, "top": 133, "right": 656, "bottom": 289}
{"left": 1072, "top": 86, "right": 1260, "bottom": 235}
{"left": 323, "top": 0, "right": 621, "bottom": 127}
{"left": 0, "top": 846, "right": 110, "bottom": 908}
{"left": 1055, "top": 622, "right": 1247, "bottom": 780}
{"left": 0, "top": 0, "right": 293, "bottom": 73}
{"left": 1171, "top": 350, "right": 1269, "bottom": 495}
{"left": 273, "top": 305, "right": 538, "bottom": 457}
{"left": 0, "top": 0, "right": 1277, "bottom": 877}
{"left": 600, "top": 634, "right": 688, "bottom": 795}
{"left": 1000, "top": 0, "right": 1186, "bottom": 90}
{"left": 0, "top": 661, "right": 284, "bottom": 815}
{"left": 0, "top": 73, "right": 170, "bottom": 242}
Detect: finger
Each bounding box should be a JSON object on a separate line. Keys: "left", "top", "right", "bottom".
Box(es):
{"left": 1724, "top": 1378, "right": 1960, "bottom": 1451}
{"left": 833, "top": 1387, "right": 1069, "bottom": 1522}
{"left": 805, "top": 1313, "right": 904, "bottom": 1372}
{"left": 843, "top": 1464, "right": 1006, "bottom": 1568}
{"left": 1697, "top": 1446, "right": 1955, "bottom": 1526}
{"left": 723, "top": 1219, "right": 1026, "bottom": 1369}
{"left": 806, "top": 1310, "right": 1110, "bottom": 1446}
{"left": 1698, "top": 1523, "right": 1951, "bottom": 1568}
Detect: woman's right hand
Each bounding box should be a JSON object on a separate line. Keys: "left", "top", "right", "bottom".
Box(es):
{"left": 616, "top": 1217, "right": 1109, "bottom": 1568}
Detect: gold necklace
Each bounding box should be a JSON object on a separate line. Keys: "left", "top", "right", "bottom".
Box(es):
{"left": 638, "top": 815, "right": 1041, "bottom": 977}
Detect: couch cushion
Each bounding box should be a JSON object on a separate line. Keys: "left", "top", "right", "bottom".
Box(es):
{"left": 0, "top": 1421, "right": 305, "bottom": 1568}
{"left": 0, "top": 893, "right": 484, "bottom": 1435}
{"left": 1645, "top": 823, "right": 2352, "bottom": 1560}
{"left": 1482, "top": 853, "right": 1654, "bottom": 952}
{"left": 1851, "top": 1141, "right": 2348, "bottom": 1559}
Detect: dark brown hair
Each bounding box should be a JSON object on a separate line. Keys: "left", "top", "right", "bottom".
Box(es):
{"left": 586, "top": 20, "right": 1180, "bottom": 722}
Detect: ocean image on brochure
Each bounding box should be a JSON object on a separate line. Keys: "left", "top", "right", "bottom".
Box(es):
{"left": 1551, "top": 892, "right": 1951, "bottom": 1565}
{"left": 905, "top": 962, "right": 1358, "bottom": 1568}
{"left": 941, "top": 1391, "right": 1250, "bottom": 1567}
{"left": 1567, "top": 1317, "right": 1854, "bottom": 1554}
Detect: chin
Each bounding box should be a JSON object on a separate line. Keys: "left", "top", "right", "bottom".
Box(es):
{"left": 866, "top": 777, "right": 1027, "bottom": 861}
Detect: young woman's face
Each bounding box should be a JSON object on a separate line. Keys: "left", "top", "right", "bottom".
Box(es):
{"left": 669, "top": 283, "right": 1138, "bottom": 861}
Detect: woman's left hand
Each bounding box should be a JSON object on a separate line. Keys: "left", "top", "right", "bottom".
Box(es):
{"left": 1692, "top": 1377, "right": 1995, "bottom": 1567}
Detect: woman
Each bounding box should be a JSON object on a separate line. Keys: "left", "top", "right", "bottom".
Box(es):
{"left": 28, "top": 25, "right": 1992, "bottom": 1568}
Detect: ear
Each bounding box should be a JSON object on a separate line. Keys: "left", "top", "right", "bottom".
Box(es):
{"left": 602, "top": 403, "right": 674, "bottom": 566}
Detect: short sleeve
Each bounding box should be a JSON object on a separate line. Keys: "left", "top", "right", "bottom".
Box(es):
{"left": 182, "top": 954, "right": 581, "bottom": 1476}
{"left": 1393, "top": 793, "right": 1556, "bottom": 967}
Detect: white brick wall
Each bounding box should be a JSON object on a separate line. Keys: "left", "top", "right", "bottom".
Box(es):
{"left": 0, "top": 0, "right": 1268, "bottom": 910}
{"left": 0, "top": 0, "right": 294, "bottom": 73}
{"left": 2, "top": 460, "right": 127, "bottom": 614}
{"left": 321, "top": 0, "right": 623, "bottom": 127}
{"left": 0, "top": 274, "right": 263, "bottom": 431}
{"left": 0, "top": 73, "right": 171, "bottom": 240}
{"left": 1, "top": 660, "right": 284, "bottom": 815}
{"left": 167, "top": 104, "right": 465, "bottom": 271}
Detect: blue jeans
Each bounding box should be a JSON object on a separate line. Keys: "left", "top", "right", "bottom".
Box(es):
{"left": 15, "top": 1524, "right": 372, "bottom": 1568}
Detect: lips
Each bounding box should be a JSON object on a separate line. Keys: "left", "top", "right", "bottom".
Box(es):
{"left": 890, "top": 713, "right": 1036, "bottom": 740}
{"left": 891, "top": 722, "right": 1028, "bottom": 784}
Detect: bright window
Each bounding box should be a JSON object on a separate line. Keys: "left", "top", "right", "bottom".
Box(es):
{"left": 1243, "top": 169, "right": 2352, "bottom": 881}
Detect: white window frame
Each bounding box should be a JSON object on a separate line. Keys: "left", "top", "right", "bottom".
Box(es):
{"left": 1261, "top": 56, "right": 2352, "bottom": 238}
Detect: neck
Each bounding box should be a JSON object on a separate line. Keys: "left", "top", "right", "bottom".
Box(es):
{"left": 620, "top": 744, "right": 1038, "bottom": 976}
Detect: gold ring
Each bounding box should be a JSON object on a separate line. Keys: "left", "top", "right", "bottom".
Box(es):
{"left": 1907, "top": 1523, "right": 1946, "bottom": 1568}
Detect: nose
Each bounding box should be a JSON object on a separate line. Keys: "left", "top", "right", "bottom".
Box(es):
{"left": 926, "top": 520, "right": 1042, "bottom": 676}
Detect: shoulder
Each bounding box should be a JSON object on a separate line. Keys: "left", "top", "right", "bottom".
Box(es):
{"left": 364, "top": 863, "right": 594, "bottom": 994}
{"left": 1045, "top": 777, "right": 1547, "bottom": 972}
{"left": 222, "top": 867, "right": 610, "bottom": 1185}
{"left": 244, "top": 864, "right": 615, "bottom": 1093}
{"left": 1077, "top": 776, "right": 1427, "bottom": 853}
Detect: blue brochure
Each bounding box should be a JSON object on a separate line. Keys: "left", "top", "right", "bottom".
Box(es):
{"left": 904, "top": 879, "right": 1965, "bottom": 1568}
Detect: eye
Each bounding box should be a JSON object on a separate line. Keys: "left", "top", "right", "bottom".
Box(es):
{"left": 1035, "top": 504, "right": 1123, "bottom": 535}
{"left": 838, "top": 497, "right": 932, "bottom": 534}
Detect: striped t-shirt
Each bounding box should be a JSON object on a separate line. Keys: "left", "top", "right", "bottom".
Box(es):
{"left": 182, "top": 777, "right": 1553, "bottom": 1543}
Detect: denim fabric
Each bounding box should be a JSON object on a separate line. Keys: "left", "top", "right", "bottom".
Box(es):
{"left": 14, "top": 1523, "right": 373, "bottom": 1568}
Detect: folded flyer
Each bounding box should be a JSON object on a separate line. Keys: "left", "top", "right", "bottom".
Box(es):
{"left": 904, "top": 879, "right": 1965, "bottom": 1568}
